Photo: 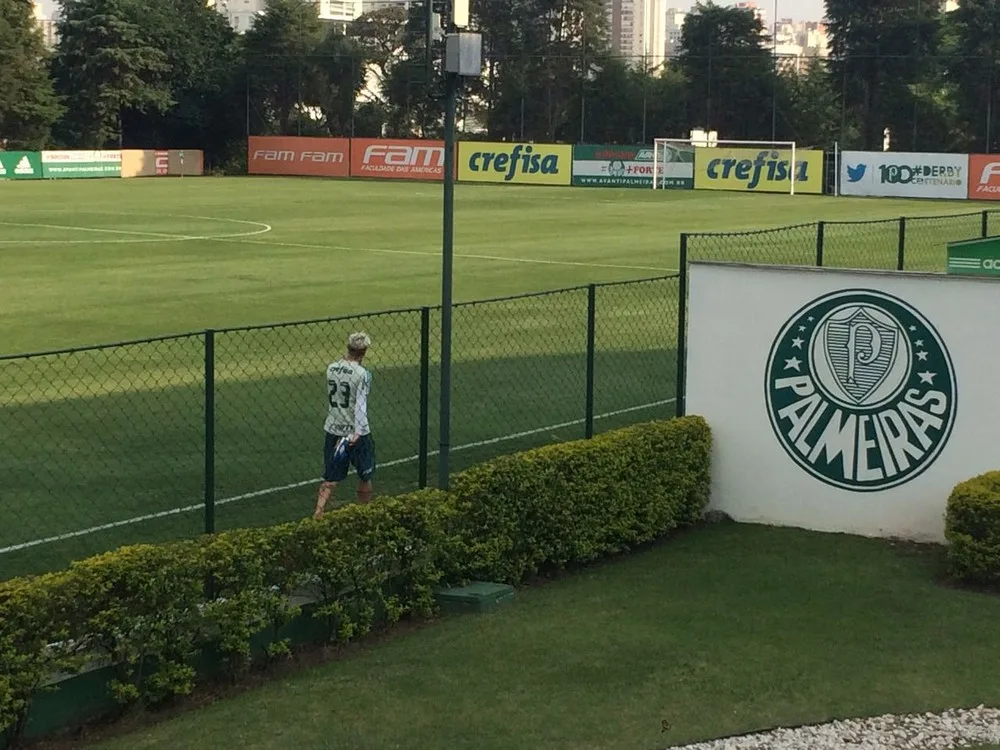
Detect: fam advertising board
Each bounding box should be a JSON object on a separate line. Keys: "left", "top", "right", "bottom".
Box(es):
{"left": 247, "top": 136, "right": 350, "bottom": 177}
{"left": 966, "top": 154, "right": 1000, "bottom": 200}
{"left": 840, "top": 151, "right": 968, "bottom": 199}
{"left": 350, "top": 138, "right": 446, "bottom": 181}
{"left": 572, "top": 144, "right": 694, "bottom": 188}
{"left": 694, "top": 148, "right": 824, "bottom": 194}
{"left": 0, "top": 151, "right": 42, "bottom": 180}
{"left": 41, "top": 150, "right": 121, "bottom": 178}
{"left": 457, "top": 142, "right": 572, "bottom": 186}
{"left": 686, "top": 261, "right": 1000, "bottom": 543}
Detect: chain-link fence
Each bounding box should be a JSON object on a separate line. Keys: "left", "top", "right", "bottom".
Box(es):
{"left": 683, "top": 209, "right": 1000, "bottom": 273}
{"left": 0, "top": 276, "right": 681, "bottom": 580}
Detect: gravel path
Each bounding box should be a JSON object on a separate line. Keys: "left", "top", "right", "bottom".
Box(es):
{"left": 669, "top": 707, "right": 1000, "bottom": 750}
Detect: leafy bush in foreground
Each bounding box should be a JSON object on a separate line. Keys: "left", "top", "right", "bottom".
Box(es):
{"left": 945, "top": 470, "right": 1000, "bottom": 586}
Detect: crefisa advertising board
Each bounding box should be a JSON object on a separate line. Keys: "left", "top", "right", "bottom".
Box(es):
{"left": 685, "top": 262, "right": 1000, "bottom": 543}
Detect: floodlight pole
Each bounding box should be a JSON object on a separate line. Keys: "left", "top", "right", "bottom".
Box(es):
{"left": 435, "top": 0, "right": 478, "bottom": 491}
{"left": 438, "top": 70, "right": 457, "bottom": 490}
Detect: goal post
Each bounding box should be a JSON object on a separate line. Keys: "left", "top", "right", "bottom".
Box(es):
{"left": 653, "top": 138, "right": 800, "bottom": 195}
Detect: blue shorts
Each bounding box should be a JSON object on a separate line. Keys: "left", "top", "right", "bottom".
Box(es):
{"left": 323, "top": 432, "right": 376, "bottom": 483}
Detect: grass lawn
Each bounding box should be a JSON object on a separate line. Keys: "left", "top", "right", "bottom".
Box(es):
{"left": 71, "top": 523, "right": 1000, "bottom": 750}
{"left": 0, "top": 179, "right": 996, "bottom": 579}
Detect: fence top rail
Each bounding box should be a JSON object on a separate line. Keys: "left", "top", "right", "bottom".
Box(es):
{"left": 594, "top": 273, "right": 680, "bottom": 288}
{"left": 0, "top": 274, "right": 677, "bottom": 361}
{"left": 214, "top": 303, "right": 436, "bottom": 335}
{"left": 0, "top": 330, "right": 205, "bottom": 363}
{"left": 685, "top": 221, "right": 818, "bottom": 239}
{"left": 685, "top": 208, "right": 1000, "bottom": 239}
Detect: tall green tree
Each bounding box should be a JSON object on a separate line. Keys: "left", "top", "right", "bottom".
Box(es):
{"left": 943, "top": 0, "right": 1000, "bottom": 152}
{"left": 0, "top": 0, "right": 63, "bottom": 148}
{"left": 775, "top": 59, "right": 847, "bottom": 148}
{"left": 475, "top": 0, "right": 608, "bottom": 142}
{"left": 121, "top": 0, "right": 243, "bottom": 164}
{"left": 826, "top": 0, "right": 945, "bottom": 151}
{"left": 242, "top": 0, "right": 325, "bottom": 136}
{"left": 52, "top": 0, "right": 172, "bottom": 148}
{"left": 677, "top": 1, "right": 777, "bottom": 140}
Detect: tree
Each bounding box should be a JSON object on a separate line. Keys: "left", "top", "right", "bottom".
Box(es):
{"left": 475, "top": 0, "right": 609, "bottom": 142}
{"left": 243, "top": 0, "right": 325, "bottom": 136}
{"left": 313, "top": 29, "right": 367, "bottom": 136}
{"left": 775, "top": 59, "right": 847, "bottom": 148}
{"left": 826, "top": 0, "right": 945, "bottom": 151}
{"left": 348, "top": 5, "right": 406, "bottom": 109}
{"left": 52, "top": 0, "right": 172, "bottom": 148}
{"left": 0, "top": 0, "right": 63, "bottom": 148}
{"left": 121, "top": 0, "right": 243, "bottom": 165}
{"left": 677, "top": 1, "right": 776, "bottom": 140}
{"left": 943, "top": 0, "right": 1000, "bottom": 152}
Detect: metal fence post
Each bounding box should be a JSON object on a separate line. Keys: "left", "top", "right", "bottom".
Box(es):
{"left": 204, "top": 329, "right": 216, "bottom": 535}
{"left": 983, "top": 210, "right": 990, "bottom": 238}
{"left": 418, "top": 307, "right": 430, "bottom": 488}
{"left": 816, "top": 221, "right": 825, "bottom": 267}
{"left": 585, "top": 284, "right": 596, "bottom": 439}
{"left": 676, "top": 234, "right": 689, "bottom": 418}
{"left": 897, "top": 217, "right": 907, "bottom": 271}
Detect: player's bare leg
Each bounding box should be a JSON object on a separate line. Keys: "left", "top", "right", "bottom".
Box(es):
{"left": 314, "top": 481, "right": 338, "bottom": 519}
{"left": 356, "top": 480, "right": 373, "bottom": 505}
{"left": 358, "top": 479, "right": 373, "bottom": 505}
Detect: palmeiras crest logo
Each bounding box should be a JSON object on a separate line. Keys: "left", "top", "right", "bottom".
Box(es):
{"left": 764, "top": 289, "right": 957, "bottom": 492}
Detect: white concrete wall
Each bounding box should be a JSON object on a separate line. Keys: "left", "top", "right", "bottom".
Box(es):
{"left": 685, "top": 261, "right": 1000, "bottom": 543}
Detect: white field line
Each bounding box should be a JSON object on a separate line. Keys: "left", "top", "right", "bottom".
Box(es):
{"left": 0, "top": 217, "right": 272, "bottom": 245}
{"left": 211, "top": 236, "right": 677, "bottom": 274}
{"left": 0, "top": 398, "right": 676, "bottom": 555}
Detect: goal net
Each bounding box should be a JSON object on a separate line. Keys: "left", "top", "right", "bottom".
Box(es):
{"left": 653, "top": 138, "right": 800, "bottom": 195}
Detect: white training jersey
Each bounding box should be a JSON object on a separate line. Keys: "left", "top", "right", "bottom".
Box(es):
{"left": 324, "top": 359, "right": 372, "bottom": 436}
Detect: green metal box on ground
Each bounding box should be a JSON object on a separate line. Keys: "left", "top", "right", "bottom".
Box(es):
{"left": 946, "top": 236, "right": 1000, "bottom": 276}
{"left": 434, "top": 581, "right": 516, "bottom": 615}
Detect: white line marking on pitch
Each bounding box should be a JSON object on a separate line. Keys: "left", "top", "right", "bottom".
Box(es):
{"left": 213, "top": 236, "right": 677, "bottom": 274}
{"left": 0, "top": 398, "right": 676, "bottom": 555}
{"left": 0, "top": 217, "right": 272, "bottom": 245}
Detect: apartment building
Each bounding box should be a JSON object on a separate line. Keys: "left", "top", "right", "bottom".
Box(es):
{"left": 606, "top": 0, "right": 668, "bottom": 70}
{"left": 209, "top": 0, "right": 363, "bottom": 33}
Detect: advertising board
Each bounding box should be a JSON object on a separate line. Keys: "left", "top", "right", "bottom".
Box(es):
{"left": 41, "top": 150, "right": 121, "bottom": 178}
{"left": 840, "top": 151, "right": 968, "bottom": 199}
{"left": 693, "top": 148, "right": 824, "bottom": 194}
{"left": 685, "top": 261, "right": 1000, "bottom": 543}
{"left": 457, "top": 142, "right": 572, "bottom": 186}
{"left": 946, "top": 236, "right": 1000, "bottom": 277}
{"left": 967, "top": 154, "right": 1000, "bottom": 201}
{"left": 247, "top": 136, "right": 350, "bottom": 178}
{"left": 0, "top": 151, "right": 42, "bottom": 180}
{"left": 572, "top": 144, "right": 694, "bottom": 188}
{"left": 350, "top": 139, "right": 446, "bottom": 180}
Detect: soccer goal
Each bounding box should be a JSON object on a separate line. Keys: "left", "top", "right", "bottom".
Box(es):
{"left": 653, "top": 138, "right": 800, "bottom": 195}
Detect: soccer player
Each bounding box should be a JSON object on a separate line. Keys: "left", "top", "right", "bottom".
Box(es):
{"left": 313, "top": 332, "right": 376, "bottom": 519}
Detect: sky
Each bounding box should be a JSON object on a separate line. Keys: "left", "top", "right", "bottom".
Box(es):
{"left": 679, "top": 0, "right": 827, "bottom": 23}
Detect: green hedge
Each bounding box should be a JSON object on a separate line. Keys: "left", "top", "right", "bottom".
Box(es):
{"left": 0, "top": 417, "right": 711, "bottom": 746}
{"left": 945, "top": 470, "right": 1000, "bottom": 586}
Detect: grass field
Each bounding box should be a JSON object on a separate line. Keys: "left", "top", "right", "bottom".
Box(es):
{"left": 73, "top": 523, "right": 1000, "bottom": 750}
{"left": 1, "top": 177, "right": 997, "bottom": 579}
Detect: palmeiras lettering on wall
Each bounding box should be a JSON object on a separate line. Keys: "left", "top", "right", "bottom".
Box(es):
{"left": 764, "top": 289, "right": 957, "bottom": 492}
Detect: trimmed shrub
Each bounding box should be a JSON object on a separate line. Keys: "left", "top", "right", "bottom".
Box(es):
{"left": 449, "top": 416, "right": 712, "bottom": 584}
{"left": 945, "top": 471, "right": 1000, "bottom": 586}
{"left": 0, "top": 418, "right": 712, "bottom": 744}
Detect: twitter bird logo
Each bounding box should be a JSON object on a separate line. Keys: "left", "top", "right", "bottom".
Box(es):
{"left": 846, "top": 164, "right": 867, "bottom": 183}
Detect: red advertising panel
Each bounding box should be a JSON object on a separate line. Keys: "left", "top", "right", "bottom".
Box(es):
{"left": 350, "top": 138, "right": 446, "bottom": 181}
{"left": 154, "top": 150, "right": 169, "bottom": 175}
{"left": 248, "top": 136, "right": 350, "bottom": 177}
{"left": 968, "top": 154, "right": 1000, "bottom": 200}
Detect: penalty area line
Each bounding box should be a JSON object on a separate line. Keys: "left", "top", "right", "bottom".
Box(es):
{"left": 0, "top": 398, "right": 676, "bottom": 555}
